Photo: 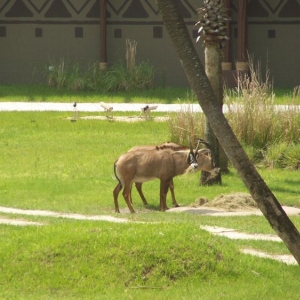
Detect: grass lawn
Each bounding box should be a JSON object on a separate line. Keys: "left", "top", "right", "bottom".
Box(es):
{"left": 1, "top": 84, "right": 300, "bottom": 104}
{"left": 0, "top": 109, "right": 300, "bottom": 299}
{"left": 0, "top": 85, "right": 196, "bottom": 104}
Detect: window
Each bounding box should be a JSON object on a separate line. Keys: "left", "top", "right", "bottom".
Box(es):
{"left": 35, "top": 28, "right": 43, "bottom": 37}
{"left": 0, "top": 26, "right": 6, "bottom": 37}
{"left": 268, "top": 29, "right": 276, "bottom": 38}
{"left": 75, "top": 27, "right": 83, "bottom": 38}
{"left": 153, "top": 26, "right": 162, "bottom": 38}
{"left": 114, "top": 29, "right": 122, "bottom": 38}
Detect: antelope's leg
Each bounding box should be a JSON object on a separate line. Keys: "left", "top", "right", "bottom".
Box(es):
{"left": 169, "top": 180, "right": 179, "bottom": 207}
{"left": 135, "top": 182, "right": 148, "bottom": 205}
{"left": 159, "top": 180, "right": 169, "bottom": 211}
{"left": 129, "top": 182, "right": 133, "bottom": 205}
{"left": 129, "top": 183, "right": 133, "bottom": 204}
{"left": 113, "top": 182, "right": 122, "bottom": 213}
{"left": 122, "top": 183, "right": 135, "bottom": 213}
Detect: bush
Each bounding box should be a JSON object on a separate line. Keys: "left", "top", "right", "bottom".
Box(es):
{"left": 46, "top": 59, "right": 154, "bottom": 92}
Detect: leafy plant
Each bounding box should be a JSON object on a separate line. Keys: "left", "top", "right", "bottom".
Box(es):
{"left": 282, "top": 143, "right": 300, "bottom": 169}
{"left": 45, "top": 55, "right": 155, "bottom": 92}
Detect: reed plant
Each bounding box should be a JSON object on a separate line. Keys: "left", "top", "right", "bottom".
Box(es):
{"left": 47, "top": 58, "right": 67, "bottom": 89}
{"left": 46, "top": 59, "right": 154, "bottom": 92}
{"left": 263, "top": 143, "right": 300, "bottom": 169}
{"left": 168, "top": 105, "right": 205, "bottom": 146}
{"left": 84, "top": 61, "right": 106, "bottom": 91}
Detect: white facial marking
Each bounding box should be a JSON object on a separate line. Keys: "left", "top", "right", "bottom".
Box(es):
{"left": 191, "top": 163, "right": 198, "bottom": 169}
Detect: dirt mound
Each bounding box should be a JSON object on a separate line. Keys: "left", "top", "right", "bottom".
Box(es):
{"left": 191, "top": 192, "right": 258, "bottom": 211}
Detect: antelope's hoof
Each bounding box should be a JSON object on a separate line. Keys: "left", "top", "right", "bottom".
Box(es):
{"left": 160, "top": 207, "right": 169, "bottom": 212}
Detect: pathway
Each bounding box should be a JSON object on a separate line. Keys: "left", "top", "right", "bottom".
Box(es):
{"left": 0, "top": 205, "right": 298, "bottom": 265}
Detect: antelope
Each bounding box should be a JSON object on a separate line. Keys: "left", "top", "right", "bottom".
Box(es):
{"left": 128, "top": 140, "right": 215, "bottom": 208}
{"left": 128, "top": 142, "right": 187, "bottom": 208}
{"left": 113, "top": 141, "right": 219, "bottom": 213}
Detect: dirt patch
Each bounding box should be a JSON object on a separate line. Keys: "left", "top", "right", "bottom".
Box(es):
{"left": 191, "top": 192, "right": 258, "bottom": 211}
{"left": 0, "top": 216, "right": 43, "bottom": 226}
{"left": 66, "top": 116, "right": 169, "bottom": 122}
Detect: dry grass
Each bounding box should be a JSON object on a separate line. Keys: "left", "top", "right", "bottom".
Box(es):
{"left": 168, "top": 104, "right": 205, "bottom": 145}
{"left": 225, "top": 57, "right": 300, "bottom": 149}
{"left": 168, "top": 56, "right": 300, "bottom": 168}
{"left": 191, "top": 192, "right": 258, "bottom": 211}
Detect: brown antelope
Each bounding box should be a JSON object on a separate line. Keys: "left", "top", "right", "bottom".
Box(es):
{"left": 128, "top": 142, "right": 188, "bottom": 207}
{"left": 128, "top": 140, "right": 215, "bottom": 208}
{"left": 113, "top": 141, "right": 219, "bottom": 213}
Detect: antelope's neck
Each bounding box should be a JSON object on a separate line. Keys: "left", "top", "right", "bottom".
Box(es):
{"left": 173, "top": 151, "right": 191, "bottom": 176}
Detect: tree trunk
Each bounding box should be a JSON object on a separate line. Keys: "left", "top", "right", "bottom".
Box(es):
{"left": 156, "top": 0, "right": 300, "bottom": 265}
{"left": 201, "top": 41, "right": 225, "bottom": 185}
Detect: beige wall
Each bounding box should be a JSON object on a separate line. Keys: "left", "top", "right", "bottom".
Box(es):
{"left": 106, "top": 24, "right": 204, "bottom": 87}
{"left": 0, "top": 0, "right": 299, "bottom": 88}
{"left": 247, "top": 24, "right": 300, "bottom": 88}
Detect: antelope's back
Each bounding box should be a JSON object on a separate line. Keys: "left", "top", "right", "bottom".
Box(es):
{"left": 128, "top": 142, "right": 185, "bottom": 152}
{"left": 115, "top": 149, "right": 176, "bottom": 182}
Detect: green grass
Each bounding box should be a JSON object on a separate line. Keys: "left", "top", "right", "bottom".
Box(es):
{"left": 1, "top": 111, "right": 300, "bottom": 299}
{"left": 1, "top": 216, "right": 300, "bottom": 299}
{"left": 0, "top": 84, "right": 195, "bottom": 104}
{"left": 1, "top": 84, "right": 300, "bottom": 104}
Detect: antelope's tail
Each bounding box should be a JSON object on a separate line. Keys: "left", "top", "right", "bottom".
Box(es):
{"left": 113, "top": 160, "right": 123, "bottom": 189}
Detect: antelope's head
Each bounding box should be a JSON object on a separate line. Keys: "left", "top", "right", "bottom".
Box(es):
{"left": 187, "top": 139, "right": 201, "bottom": 169}
{"left": 195, "top": 139, "right": 220, "bottom": 177}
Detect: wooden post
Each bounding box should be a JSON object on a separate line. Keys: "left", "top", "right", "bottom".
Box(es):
{"left": 237, "top": 0, "right": 248, "bottom": 68}
{"left": 222, "top": 0, "right": 232, "bottom": 69}
{"left": 100, "top": 0, "right": 107, "bottom": 71}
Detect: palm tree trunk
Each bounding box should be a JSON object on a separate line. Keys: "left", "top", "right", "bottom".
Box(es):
{"left": 200, "top": 41, "right": 224, "bottom": 185}
{"left": 156, "top": 0, "right": 300, "bottom": 265}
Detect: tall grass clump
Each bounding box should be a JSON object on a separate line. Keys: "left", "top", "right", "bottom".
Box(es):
{"left": 104, "top": 61, "right": 154, "bottom": 91}
{"left": 169, "top": 57, "right": 300, "bottom": 169}
{"left": 262, "top": 142, "right": 300, "bottom": 169}
{"left": 168, "top": 104, "right": 205, "bottom": 145}
{"left": 47, "top": 58, "right": 67, "bottom": 89}
{"left": 225, "top": 57, "right": 300, "bottom": 150}
{"left": 224, "top": 57, "right": 300, "bottom": 168}
{"left": 225, "top": 57, "right": 276, "bottom": 149}
{"left": 46, "top": 58, "right": 155, "bottom": 92}
{"left": 84, "top": 61, "right": 106, "bottom": 91}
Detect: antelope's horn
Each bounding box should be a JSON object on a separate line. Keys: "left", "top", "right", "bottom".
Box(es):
{"left": 188, "top": 137, "right": 193, "bottom": 152}
{"left": 196, "top": 138, "right": 212, "bottom": 150}
{"left": 195, "top": 139, "right": 201, "bottom": 153}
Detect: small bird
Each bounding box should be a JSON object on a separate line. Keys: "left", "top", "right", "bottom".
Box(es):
{"left": 73, "top": 102, "right": 77, "bottom": 108}
{"left": 142, "top": 105, "right": 149, "bottom": 112}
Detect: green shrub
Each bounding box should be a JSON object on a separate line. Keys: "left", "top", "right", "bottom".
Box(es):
{"left": 45, "top": 59, "right": 155, "bottom": 92}
{"left": 282, "top": 143, "right": 300, "bottom": 169}
{"left": 84, "top": 61, "right": 106, "bottom": 91}
{"left": 262, "top": 142, "right": 289, "bottom": 169}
